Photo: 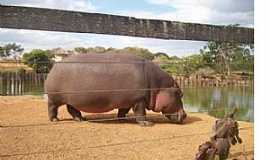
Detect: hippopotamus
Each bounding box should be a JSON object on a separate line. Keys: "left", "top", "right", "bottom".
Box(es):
{"left": 44, "top": 52, "right": 186, "bottom": 126}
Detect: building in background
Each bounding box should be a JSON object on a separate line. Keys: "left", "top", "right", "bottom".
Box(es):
{"left": 50, "top": 48, "right": 76, "bottom": 62}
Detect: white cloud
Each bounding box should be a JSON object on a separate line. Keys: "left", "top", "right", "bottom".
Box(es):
{"left": 0, "top": 28, "right": 205, "bottom": 57}
{"left": 146, "top": 0, "right": 253, "bottom": 13}
{"left": 144, "top": 0, "right": 254, "bottom": 27}
{"left": 0, "top": 29, "right": 87, "bottom": 51}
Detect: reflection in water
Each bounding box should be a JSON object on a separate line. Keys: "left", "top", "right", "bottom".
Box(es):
{"left": 183, "top": 87, "right": 254, "bottom": 122}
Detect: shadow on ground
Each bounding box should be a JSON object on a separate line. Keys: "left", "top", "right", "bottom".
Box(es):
{"left": 78, "top": 113, "right": 203, "bottom": 125}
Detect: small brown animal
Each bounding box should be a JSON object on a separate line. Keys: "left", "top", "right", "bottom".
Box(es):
{"left": 195, "top": 141, "right": 216, "bottom": 160}
{"left": 213, "top": 108, "right": 242, "bottom": 145}
{"left": 195, "top": 138, "right": 231, "bottom": 160}
{"left": 195, "top": 108, "right": 242, "bottom": 160}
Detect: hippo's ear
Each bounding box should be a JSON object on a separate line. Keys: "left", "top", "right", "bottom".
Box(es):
{"left": 155, "top": 91, "right": 171, "bottom": 112}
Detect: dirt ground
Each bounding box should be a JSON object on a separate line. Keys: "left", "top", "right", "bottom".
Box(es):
{"left": 0, "top": 96, "right": 254, "bottom": 160}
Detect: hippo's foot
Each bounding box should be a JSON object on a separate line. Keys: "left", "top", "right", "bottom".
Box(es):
{"left": 67, "top": 104, "right": 85, "bottom": 122}
{"left": 117, "top": 114, "right": 127, "bottom": 122}
{"left": 137, "top": 121, "right": 154, "bottom": 127}
{"left": 73, "top": 116, "right": 86, "bottom": 122}
{"left": 117, "top": 115, "right": 129, "bottom": 122}
{"left": 118, "top": 118, "right": 128, "bottom": 123}
{"left": 50, "top": 117, "right": 59, "bottom": 122}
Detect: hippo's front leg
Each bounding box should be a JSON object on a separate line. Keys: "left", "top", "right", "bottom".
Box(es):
{"left": 133, "top": 101, "right": 154, "bottom": 127}
{"left": 67, "top": 104, "right": 86, "bottom": 121}
{"left": 117, "top": 108, "right": 131, "bottom": 118}
{"left": 117, "top": 108, "right": 131, "bottom": 123}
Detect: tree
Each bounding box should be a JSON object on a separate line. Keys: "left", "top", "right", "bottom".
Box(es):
{"left": 122, "top": 47, "right": 155, "bottom": 60}
{"left": 201, "top": 41, "right": 254, "bottom": 75}
{"left": 199, "top": 25, "right": 254, "bottom": 75}
{"left": 216, "top": 42, "right": 237, "bottom": 75}
{"left": 170, "top": 56, "right": 180, "bottom": 60}
{"left": 0, "top": 46, "right": 3, "bottom": 56}
{"left": 178, "top": 54, "right": 204, "bottom": 75}
{"left": 200, "top": 42, "right": 218, "bottom": 68}
{"left": 106, "top": 47, "right": 117, "bottom": 52}
{"left": 74, "top": 47, "right": 88, "bottom": 54}
{"left": 74, "top": 46, "right": 155, "bottom": 60}
{"left": 93, "top": 46, "right": 106, "bottom": 53}
{"left": 22, "top": 49, "right": 54, "bottom": 73}
{"left": 0, "top": 43, "right": 24, "bottom": 60}
{"left": 154, "top": 52, "right": 169, "bottom": 59}
{"left": 230, "top": 45, "right": 254, "bottom": 72}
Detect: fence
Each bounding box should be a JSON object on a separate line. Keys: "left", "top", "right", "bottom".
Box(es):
{"left": 0, "top": 72, "right": 47, "bottom": 96}
{"left": 0, "top": 5, "right": 253, "bottom": 43}
{"left": 173, "top": 75, "right": 253, "bottom": 88}
{"left": 0, "top": 71, "right": 253, "bottom": 96}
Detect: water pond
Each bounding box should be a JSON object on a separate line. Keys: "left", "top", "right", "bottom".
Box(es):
{"left": 183, "top": 86, "right": 254, "bottom": 122}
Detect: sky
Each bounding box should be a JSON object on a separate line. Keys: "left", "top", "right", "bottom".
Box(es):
{"left": 0, "top": 0, "right": 254, "bottom": 57}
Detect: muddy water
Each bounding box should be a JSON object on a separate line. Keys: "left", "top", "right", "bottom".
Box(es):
{"left": 183, "top": 86, "right": 254, "bottom": 122}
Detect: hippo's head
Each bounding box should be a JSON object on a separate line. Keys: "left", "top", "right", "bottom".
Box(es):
{"left": 154, "top": 87, "right": 187, "bottom": 123}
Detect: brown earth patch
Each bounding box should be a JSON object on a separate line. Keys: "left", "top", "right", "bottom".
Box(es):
{"left": 0, "top": 96, "right": 254, "bottom": 160}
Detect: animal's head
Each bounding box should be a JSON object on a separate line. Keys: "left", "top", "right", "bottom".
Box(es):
{"left": 213, "top": 109, "right": 242, "bottom": 145}
{"left": 195, "top": 141, "right": 216, "bottom": 160}
{"left": 154, "top": 85, "right": 186, "bottom": 123}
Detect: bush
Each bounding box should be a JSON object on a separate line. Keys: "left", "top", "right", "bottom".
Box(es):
{"left": 22, "top": 49, "right": 54, "bottom": 73}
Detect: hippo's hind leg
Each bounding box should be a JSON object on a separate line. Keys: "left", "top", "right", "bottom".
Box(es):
{"left": 48, "top": 101, "right": 60, "bottom": 122}
{"left": 133, "top": 100, "right": 154, "bottom": 127}
{"left": 67, "top": 104, "right": 86, "bottom": 121}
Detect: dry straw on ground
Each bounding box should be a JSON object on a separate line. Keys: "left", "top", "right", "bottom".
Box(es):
{"left": 0, "top": 96, "right": 253, "bottom": 160}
